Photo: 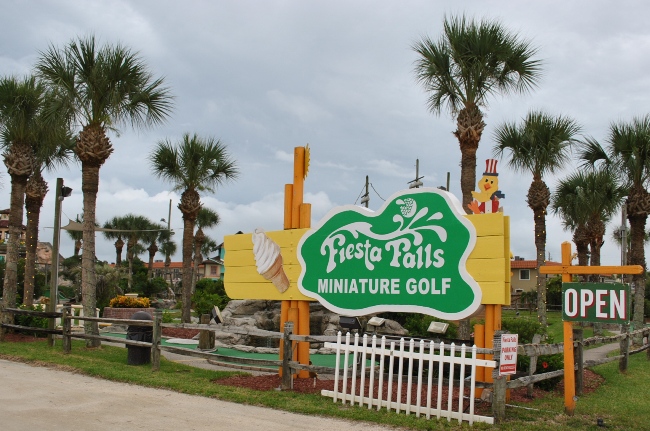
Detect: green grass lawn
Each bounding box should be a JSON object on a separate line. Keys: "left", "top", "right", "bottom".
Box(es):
{"left": 1, "top": 337, "right": 649, "bottom": 430}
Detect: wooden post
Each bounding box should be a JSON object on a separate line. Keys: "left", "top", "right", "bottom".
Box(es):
{"left": 485, "top": 305, "right": 495, "bottom": 387}
{"left": 561, "top": 243, "right": 576, "bottom": 416}
{"left": 474, "top": 323, "right": 485, "bottom": 398}
{"left": 151, "top": 310, "right": 162, "bottom": 371}
{"left": 198, "top": 314, "right": 215, "bottom": 350}
{"left": 619, "top": 323, "right": 629, "bottom": 373}
{"left": 282, "top": 322, "right": 293, "bottom": 390}
{"left": 62, "top": 305, "right": 72, "bottom": 354}
{"left": 284, "top": 184, "right": 293, "bottom": 230}
{"left": 279, "top": 300, "right": 290, "bottom": 375}
{"left": 573, "top": 328, "right": 584, "bottom": 395}
{"left": 539, "top": 242, "right": 643, "bottom": 416}
{"left": 527, "top": 334, "right": 541, "bottom": 398}
{"left": 492, "top": 331, "right": 506, "bottom": 423}
{"left": 291, "top": 147, "right": 305, "bottom": 229}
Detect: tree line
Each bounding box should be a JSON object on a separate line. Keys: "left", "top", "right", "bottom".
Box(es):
{"left": 0, "top": 35, "right": 237, "bottom": 344}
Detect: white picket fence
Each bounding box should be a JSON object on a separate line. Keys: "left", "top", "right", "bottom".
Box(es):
{"left": 321, "top": 332, "right": 496, "bottom": 425}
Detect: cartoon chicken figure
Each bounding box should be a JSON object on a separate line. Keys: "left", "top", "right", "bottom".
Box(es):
{"left": 467, "top": 159, "right": 505, "bottom": 214}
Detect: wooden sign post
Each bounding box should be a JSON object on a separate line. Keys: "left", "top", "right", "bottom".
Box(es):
{"left": 539, "top": 241, "right": 642, "bottom": 415}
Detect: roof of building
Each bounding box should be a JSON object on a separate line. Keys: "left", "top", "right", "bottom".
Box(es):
{"left": 511, "top": 260, "right": 562, "bottom": 269}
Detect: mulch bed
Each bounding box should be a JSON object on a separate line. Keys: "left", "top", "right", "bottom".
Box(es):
{"left": 214, "top": 369, "right": 604, "bottom": 402}
{"left": 161, "top": 328, "right": 200, "bottom": 339}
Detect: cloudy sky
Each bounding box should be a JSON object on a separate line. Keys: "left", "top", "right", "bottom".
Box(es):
{"left": 1, "top": 0, "right": 648, "bottom": 265}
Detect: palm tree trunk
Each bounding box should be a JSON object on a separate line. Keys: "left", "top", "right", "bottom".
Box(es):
{"left": 147, "top": 243, "right": 157, "bottom": 280}
{"left": 527, "top": 177, "right": 550, "bottom": 326}
{"left": 181, "top": 216, "right": 195, "bottom": 323}
{"left": 23, "top": 195, "right": 42, "bottom": 306}
{"left": 628, "top": 212, "right": 647, "bottom": 332}
{"left": 115, "top": 238, "right": 123, "bottom": 265}
{"left": 127, "top": 240, "right": 134, "bottom": 291}
{"left": 589, "top": 219, "right": 606, "bottom": 336}
{"left": 455, "top": 104, "right": 485, "bottom": 210}
{"left": 81, "top": 163, "right": 100, "bottom": 347}
{"left": 535, "top": 211, "right": 548, "bottom": 327}
{"left": 2, "top": 175, "right": 28, "bottom": 315}
{"left": 455, "top": 104, "right": 484, "bottom": 341}
{"left": 192, "top": 228, "right": 205, "bottom": 294}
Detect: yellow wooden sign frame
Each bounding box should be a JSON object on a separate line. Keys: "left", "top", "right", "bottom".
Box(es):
{"left": 225, "top": 212, "right": 510, "bottom": 306}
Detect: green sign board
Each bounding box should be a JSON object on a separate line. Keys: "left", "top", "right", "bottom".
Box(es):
{"left": 562, "top": 282, "right": 630, "bottom": 324}
{"left": 297, "top": 188, "right": 482, "bottom": 319}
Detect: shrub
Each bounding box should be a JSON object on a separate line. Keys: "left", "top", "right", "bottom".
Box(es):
{"left": 191, "top": 278, "right": 230, "bottom": 317}
{"left": 402, "top": 314, "right": 458, "bottom": 339}
{"left": 191, "top": 290, "right": 228, "bottom": 317}
{"left": 108, "top": 296, "right": 151, "bottom": 308}
{"left": 15, "top": 304, "right": 49, "bottom": 336}
{"left": 535, "top": 353, "right": 564, "bottom": 391}
{"left": 501, "top": 317, "right": 547, "bottom": 344}
{"left": 140, "top": 277, "right": 168, "bottom": 298}
{"left": 162, "top": 309, "right": 175, "bottom": 323}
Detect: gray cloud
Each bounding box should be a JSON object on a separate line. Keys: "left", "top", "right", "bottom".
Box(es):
{"left": 1, "top": 0, "right": 647, "bottom": 266}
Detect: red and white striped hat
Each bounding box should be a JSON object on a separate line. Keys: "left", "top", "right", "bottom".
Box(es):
{"left": 483, "top": 159, "right": 499, "bottom": 176}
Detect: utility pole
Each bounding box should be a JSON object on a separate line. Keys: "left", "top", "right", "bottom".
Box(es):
{"left": 360, "top": 175, "right": 370, "bottom": 208}
{"left": 621, "top": 205, "right": 628, "bottom": 285}
{"left": 48, "top": 178, "right": 72, "bottom": 347}
{"left": 408, "top": 159, "right": 424, "bottom": 189}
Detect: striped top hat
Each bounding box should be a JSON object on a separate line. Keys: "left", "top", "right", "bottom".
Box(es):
{"left": 483, "top": 159, "right": 498, "bottom": 176}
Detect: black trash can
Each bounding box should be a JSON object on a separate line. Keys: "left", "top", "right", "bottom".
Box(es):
{"left": 126, "top": 311, "right": 153, "bottom": 365}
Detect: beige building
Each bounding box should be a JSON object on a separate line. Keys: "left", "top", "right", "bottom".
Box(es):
{"left": 510, "top": 257, "right": 561, "bottom": 294}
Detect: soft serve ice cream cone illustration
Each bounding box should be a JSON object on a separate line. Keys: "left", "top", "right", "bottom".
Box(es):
{"left": 252, "top": 228, "right": 290, "bottom": 293}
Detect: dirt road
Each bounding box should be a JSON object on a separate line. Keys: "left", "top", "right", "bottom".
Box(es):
{"left": 0, "top": 359, "right": 398, "bottom": 431}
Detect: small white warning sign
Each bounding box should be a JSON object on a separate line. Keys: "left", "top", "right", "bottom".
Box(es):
{"left": 499, "top": 333, "right": 518, "bottom": 376}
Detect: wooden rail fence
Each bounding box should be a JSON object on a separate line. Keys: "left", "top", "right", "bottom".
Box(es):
{"left": 2, "top": 305, "right": 649, "bottom": 424}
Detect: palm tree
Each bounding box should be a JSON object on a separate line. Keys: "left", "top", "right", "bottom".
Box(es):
{"left": 552, "top": 170, "right": 624, "bottom": 269}
{"left": 120, "top": 214, "right": 152, "bottom": 292}
{"left": 0, "top": 75, "right": 50, "bottom": 311}
{"left": 102, "top": 216, "right": 128, "bottom": 265}
{"left": 23, "top": 141, "right": 75, "bottom": 306}
{"left": 159, "top": 238, "right": 177, "bottom": 298}
{"left": 579, "top": 116, "right": 650, "bottom": 332}
{"left": 551, "top": 176, "right": 591, "bottom": 269}
{"left": 142, "top": 222, "right": 169, "bottom": 280}
{"left": 37, "top": 35, "right": 173, "bottom": 345}
{"left": 150, "top": 133, "right": 238, "bottom": 322}
{"left": 582, "top": 171, "right": 624, "bottom": 269}
{"left": 412, "top": 14, "right": 542, "bottom": 211}
{"left": 192, "top": 207, "right": 220, "bottom": 292}
{"left": 494, "top": 110, "right": 581, "bottom": 325}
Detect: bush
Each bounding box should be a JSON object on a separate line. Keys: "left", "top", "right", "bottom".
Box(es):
{"left": 140, "top": 277, "right": 168, "bottom": 298}
{"left": 108, "top": 296, "right": 151, "bottom": 308}
{"left": 501, "top": 317, "right": 547, "bottom": 344}
{"left": 191, "top": 278, "right": 230, "bottom": 317}
{"left": 15, "top": 304, "right": 49, "bottom": 336}
{"left": 191, "top": 290, "right": 228, "bottom": 317}
{"left": 402, "top": 314, "right": 458, "bottom": 339}
{"left": 535, "top": 353, "right": 564, "bottom": 391}
{"left": 162, "top": 309, "right": 175, "bottom": 323}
